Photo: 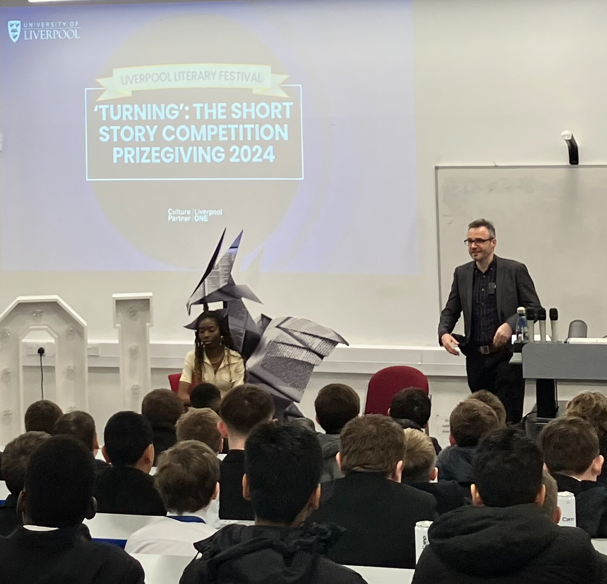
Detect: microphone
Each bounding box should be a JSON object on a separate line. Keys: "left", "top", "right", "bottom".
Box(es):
{"left": 538, "top": 308, "right": 547, "bottom": 342}
{"left": 549, "top": 308, "right": 559, "bottom": 343}
{"left": 527, "top": 308, "right": 536, "bottom": 342}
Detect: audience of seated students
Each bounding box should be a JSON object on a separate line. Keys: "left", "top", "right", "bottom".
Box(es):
{"left": 95, "top": 411, "right": 166, "bottom": 516}
{"left": 141, "top": 388, "right": 186, "bottom": 464}
{"left": 0, "top": 435, "right": 144, "bottom": 584}
{"left": 413, "top": 428, "right": 607, "bottom": 584}
{"left": 314, "top": 383, "right": 360, "bottom": 483}
{"left": 0, "top": 431, "right": 49, "bottom": 536}
{"left": 566, "top": 390, "right": 607, "bottom": 484}
{"left": 311, "top": 414, "right": 436, "bottom": 569}
{"left": 126, "top": 440, "right": 219, "bottom": 556}
{"left": 401, "top": 428, "right": 466, "bottom": 514}
{"left": 176, "top": 407, "right": 223, "bottom": 453}
{"left": 466, "top": 389, "right": 507, "bottom": 427}
{"left": 218, "top": 384, "right": 275, "bottom": 520}
{"left": 52, "top": 411, "right": 109, "bottom": 474}
{"left": 190, "top": 382, "right": 222, "bottom": 412}
{"left": 24, "top": 399, "right": 63, "bottom": 433}
{"left": 436, "top": 399, "right": 499, "bottom": 488}
{"left": 389, "top": 387, "right": 442, "bottom": 455}
{"left": 181, "top": 422, "right": 366, "bottom": 584}
{"left": 541, "top": 416, "right": 607, "bottom": 537}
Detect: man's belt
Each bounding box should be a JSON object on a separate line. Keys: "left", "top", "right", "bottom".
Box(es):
{"left": 477, "top": 345, "right": 502, "bottom": 355}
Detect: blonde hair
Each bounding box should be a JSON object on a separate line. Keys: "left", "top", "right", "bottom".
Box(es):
{"left": 467, "top": 390, "right": 507, "bottom": 428}
{"left": 155, "top": 440, "right": 219, "bottom": 513}
{"left": 402, "top": 428, "right": 436, "bottom": 484}
{"left": 176, "top": 408, "right": 222, "bottom": 453}
{"left": 566, "top": 391, "right": 607, "bottom": 437}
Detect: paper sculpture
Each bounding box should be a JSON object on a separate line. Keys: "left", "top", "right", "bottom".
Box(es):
{"left": 186, "top": 231, "right": 348, "bottom": 402}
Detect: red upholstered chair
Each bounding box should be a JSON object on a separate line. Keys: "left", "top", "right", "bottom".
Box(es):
{"left": 364, "top": 366, "right": 429, "bottom": 415}
{"left": 168, "top": 373, "right": 181, "bottom": 393}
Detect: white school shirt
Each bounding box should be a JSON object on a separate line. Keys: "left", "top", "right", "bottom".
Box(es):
{"left": 125, "top": 509, "right": 216, "bottom": 556}
{"left": 180, "top": 349, "right": 245, "bottom": 396}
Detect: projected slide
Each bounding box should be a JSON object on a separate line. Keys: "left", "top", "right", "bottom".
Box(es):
{"left": 0, "top": 1, "right": 417, "bottom": 274}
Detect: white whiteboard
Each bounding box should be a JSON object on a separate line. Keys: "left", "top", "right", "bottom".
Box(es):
{"left": 436, "top": 166, "right": 607, "bottom": 337}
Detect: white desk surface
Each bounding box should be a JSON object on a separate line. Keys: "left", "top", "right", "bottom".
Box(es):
{"left": 85, "top": 513, "right": 158, "bottom": 541}
{"left": 593, "top": 539, "right": 607, "bottom": 554}
{"left": 130, "top": 554, "right": 414, "bottom": 584}
{"left": 0, "top": 481, "right": 9, "bottom": 503}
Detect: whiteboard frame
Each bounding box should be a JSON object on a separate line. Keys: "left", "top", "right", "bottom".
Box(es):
{"left": 434, "top": 164, "right": 607, "bottom": 310}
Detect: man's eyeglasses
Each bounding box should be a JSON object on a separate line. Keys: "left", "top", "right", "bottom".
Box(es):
{"left": 464, "top": 238, "right": 493, "bottom": 246}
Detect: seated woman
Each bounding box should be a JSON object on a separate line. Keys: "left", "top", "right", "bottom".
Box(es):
{"left": 178, "top": 311, "right": 245, "bottom": 406}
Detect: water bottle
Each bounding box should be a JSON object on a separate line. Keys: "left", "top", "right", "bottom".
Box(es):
{"left": 516, "top": 307, "right": 529, "bottom": 343}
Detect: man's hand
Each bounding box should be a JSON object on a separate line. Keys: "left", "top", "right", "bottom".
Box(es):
{"left": 493, "top": 323, "right": 513, "bottom": 347}
{"left": 441, "top": 334, "right": 460, "bottom": 356}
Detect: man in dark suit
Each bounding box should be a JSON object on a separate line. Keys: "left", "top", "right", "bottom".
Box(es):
{"left": 438, "top": 218, "right": 541, "bottom": 422}
{"left": 310, "top": 414, "right": 436, "bottom": 569}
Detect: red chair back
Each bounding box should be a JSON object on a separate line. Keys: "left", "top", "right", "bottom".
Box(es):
{"left": 168, "top": 373, "right": 181, "bottom": 393}
{"left": 364, "top": 365, "right": 429, "bottom": 415}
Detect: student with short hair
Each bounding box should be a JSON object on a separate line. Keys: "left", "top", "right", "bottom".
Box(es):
{"left": 402, "top": 428, "right": 465, "bottom": 514}
{"left": 24, "top": 399, "right": 63, "bottom": 434}
{"left": 126, "top": 441, "right": 219, "bottom": 556}
{"left": 0, "top": 432, "right": 49, "bottom": 536}
{"left": 176, "top": 408, "right": 223, "bottom": 453}
{"left": 389, "top": 387, "right": 442, "bottom": 454}
{"left": 181, "top": 423, "right": 365, "bottom": 584}
{"left": 52, "top": 411, "right": 109, "bottom": 474}
{"left": 436, "top": 399, "right": 499, "bottom": 487}
{"left": 141, "top": 388, "right": 185, "bottom": 463}
{"left": 413, "top": 428, "right": 607, "bottom": 583}
{"left": 542, "top": 469, "right": 561, "bottom": 525}
{"left": 466, "top": 389, "right": 507, "bottom": 427}
{"left": 540, "top": 416, "right": 607, "bottom": 537}
{"left": 218, "top": 384, "right": 275, "bottom": 520}
{"left": 311, "top": 415, "right": 435, "bottom": 568}
{"left": 190, "top": 382, "right": 221, "bottom": 412}
{"left": 94, "top": 411, "right": 166, "bottom": 516}
{"left": 0, "top": 435, "right": 144, "bottom": 584}
{"left": 566, "top": 390, "right": 607, "bottom": 484}
{"left": 314, "top": 383, "right": 360, "bottom": 483}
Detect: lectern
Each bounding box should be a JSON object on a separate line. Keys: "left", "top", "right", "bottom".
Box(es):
{"left": 522, "top": 343, "right": 607, "bottom": 439}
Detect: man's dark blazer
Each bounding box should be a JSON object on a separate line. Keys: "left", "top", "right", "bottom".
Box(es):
{"left": 310, "top": 471, "right": 436, "bottom": 568}
{"left": 219, "top": 449, "right": 254, "bottom": 520}
{"left": 438, "top": 256, "right": 541, "bottom": 349}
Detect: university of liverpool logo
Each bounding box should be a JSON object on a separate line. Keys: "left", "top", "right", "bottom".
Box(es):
{"left": 8, "top": 20, "right": 21, "bottom": 43}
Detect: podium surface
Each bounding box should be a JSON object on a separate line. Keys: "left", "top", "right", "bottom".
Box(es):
{"left": 523, "top": 343, "right": 607, "bottom": 381}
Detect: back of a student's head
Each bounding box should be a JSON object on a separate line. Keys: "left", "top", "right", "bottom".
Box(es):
{"left": 450, "top": 400, "right": 500, "bottom": 448}
{"left": 389, "top": 388, "right": 431, "bottom": 428}
{"left": 314, "top": 383, "right": 360, "bottom": 434}
{"left": 176, "top": 408, "right": 222, "bottom": 453}
{"left": 540, "top": 416, "right": 601, "bottom": 477}
{"left": 24, "top": 400, "right": 63, "bottom": 434}
{"left": 23, "top": 435, "right": 96, "bottom": 528}
{"left": 339, "top": 414, "right": 405, "bottom": 476}
{"left": 466, "top": 390, "right": 507, "bottom": 428}
{"left": 244, "top": 422, "right": 322, "bottom": 524}
{"left": 219, "top": 384, "right": 275, "bottom": 438}
{"left": 103, "top": 411, "right": 153, "bottom": 467}
{"left": 155, "top": 440, "right": 219, "bottom": 514}
{"left": 141, "top": 388, "right": 185, "bottom": 427}
{"left": 401, "top": 428, "right": 436, "bottom": 484}
{"left": 472, "top": 428, "right": 543, "bottom": 507}
{"left": 52, "top": 411, "right": 97, "bottom": 452}
{"left": 1, "top": 432, "right": 50, "bottom": 496}
{"left": 190, "top": 382, "right": 221, "bottom": 412}
{"left": 542, "top": 469, "right": 560, "bottom": 524}
{"left": 566, "top": 391, "right": 607, "bottom": 438}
